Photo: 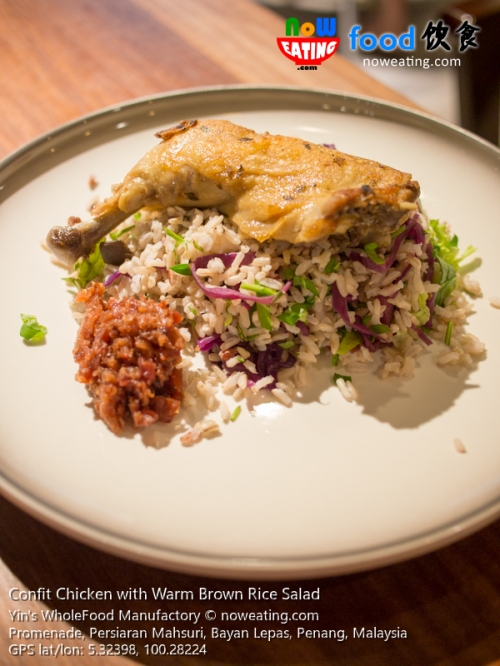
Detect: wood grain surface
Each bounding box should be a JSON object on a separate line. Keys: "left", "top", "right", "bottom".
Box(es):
{"left": 3, "top": 493, "right": 500, "bottom": 665}
{"left": 0, "top": 0, "right": 418, "bottom": 158}
{"left": 1, "top": 0, "right": 499, "bottom": 664}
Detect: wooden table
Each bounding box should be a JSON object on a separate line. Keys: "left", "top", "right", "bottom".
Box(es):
{"left": 1, "top": 1, "right": 500, "bottom": 664}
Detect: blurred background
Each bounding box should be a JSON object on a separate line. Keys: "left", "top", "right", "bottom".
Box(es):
{"left": 257, "top": 0, "right": 500, "bottom": 145}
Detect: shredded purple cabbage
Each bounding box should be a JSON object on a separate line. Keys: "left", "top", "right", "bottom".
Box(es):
{"left": 406, "top": 219, "right": 425, "bottom": 245}
{"left": 377, "top": 295, "right": 395, "bottom": 327}
{"left": 412, "top": 325, "right": 433, "bottom": 346}
{"left": 256, "top": 343, "right": 296, "bottom": 382}
{"left": 424, "top": 243, "right": 434, "bottom": 282}
{"left": 104, "top": 271, "right": 129, "bottom": 287}
{"left": 350, "top": 314, "right": 377, "bottom": 338}
{"left": 323, "top": 143, "right": 336, "bottom": 150}
{"left": 296, "top": 321, "right": 309, "bottom": 336}
{"left": 192, "top": 252, "right": 287, "bottom": 304}
{"left": 424, "top": 292, "right": 436, "bottom": 328}
{"left": 218, "top": 341, "right": 297, "bottom": 389}
{"left": 196, "top": 333, "right": 297, "bottom": 389}
{"left": 399, "top": 264, "right": 412, "bottom": 282}
{"left": 331, "top": 282, "right": 351, "bottom": 325}
{"left": 332, "top": 284, "right": 389, "bottom": 348}
{"left": 330, "top": 214, "right": 436, "bottom": 353}
{"left": 349, "top": 214, "right": 420, "bottom": 274}
{"left": 192, "top": 212, "right": 434, "bottom": 391}
{"left": 197, "top": 334, "right": 222, "bottom": 352}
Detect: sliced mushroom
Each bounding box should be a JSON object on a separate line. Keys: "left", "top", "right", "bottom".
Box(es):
{"left": 100, "top": 240, "right": 132, "bottom": 265}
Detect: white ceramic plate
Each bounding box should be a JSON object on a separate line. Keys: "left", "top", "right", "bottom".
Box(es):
{"left": 1, "top": 86, "right": 500, "bottom": 579}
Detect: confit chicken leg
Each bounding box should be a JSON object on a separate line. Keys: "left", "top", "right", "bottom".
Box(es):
{"left": 47, "top": 119, "right": 420, "bottom": 263}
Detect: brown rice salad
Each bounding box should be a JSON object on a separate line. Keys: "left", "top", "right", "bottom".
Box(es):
{"left": 67, "top": 205, "right": 484, "bottom": 443}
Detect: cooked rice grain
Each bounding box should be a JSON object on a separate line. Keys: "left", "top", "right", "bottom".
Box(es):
{"left": 67, "top": 206, "right": 485, "bottom": 442}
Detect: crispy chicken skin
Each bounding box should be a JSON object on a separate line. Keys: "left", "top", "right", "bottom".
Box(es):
{"left": 91, "top": 119, "right": 420, "bottom": 247}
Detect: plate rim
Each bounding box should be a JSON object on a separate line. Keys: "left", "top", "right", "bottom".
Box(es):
{"left": 1, "top": 83, "right": 499, "bottom": 183}
{"left": 1, "top": 84, "right": 500, "bottom": 579}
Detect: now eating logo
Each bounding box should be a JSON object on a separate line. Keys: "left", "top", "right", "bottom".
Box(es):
{"left": 277, "top": 17, "right": 340, "bottom": 67}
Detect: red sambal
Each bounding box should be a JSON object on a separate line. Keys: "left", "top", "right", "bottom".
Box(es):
{"left": 73, "top": 282, "right": 183, "bottom": 434}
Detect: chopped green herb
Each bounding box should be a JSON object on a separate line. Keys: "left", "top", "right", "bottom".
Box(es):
{"left": 429, "top": 220, "right": 456, "bottom": 267}
{"left": 224, "top": 313, "right": 233, "bottom": 326}
{"left": 165, "top": 228, "right": 185, "bottom": 244}
{"left": 363, "top": 242, "right": 386, "bottom": 265}
{"left": 429, "top": 219, "right": 476, "bottom": 270}
{"left": 62, "top": 277, "right": 80, "bottom": 289}
{"left": 230, "top": 406, "right": 242, "bottom": 422}
{"left": 277, "top": 306, "right": 304, "bottom": 326}
{"left": 370, "top": 323, "right": 391, "bottom": 334}
{"left": 279, "top": 340, "right": 295, "bottom": 350}
{"left": 170, "top": 263, "right": 192, "bottom": 276}
{"left": 241, "top": 282, "right": 276, "bottom": 297}
{"left": 444, "top": 320, "right": 453, "bottom": 346}
{"left": 333, "top": 373, "right": 352, "bottom": 384}
{"left": 71, "top": 242, "right": 105, "bottom": 289}
{"left": 414, "top": 292, "right": 431, "bottom": 325}
{"left": 331, "top": 353, "right": 339, "bottom": 366}
{"left": 281, "top": 265, "right": 296, "bottom": 280}
{"left": 165, "top": 227, "right": 203, "bottom": 253}
{"left": 133, "top": 212, "right": 142, "bottom": 220}
{"left": 337, "top": 330, "right": 362, "bottom": 355}
{"left": 189, "top": 307, "right": 198, "bottom": 316}
{"left": 293, "top": 275, "right": 319, "bottom": 297}
{"left": 324, "top": 257, "right": 340, "bottom": 274}
{"left": 434, "top": 256, "right": 456, "bottom": 307}
{"left": 237, "top": 324, "right": 258, "bottom": 341}
{"left": 393, "top": 331, "right": 410, "bottom": 349}
{"left": 430, "top": 218, "right": 458, "bottom": 248}
{"left": 457, "top": 246, "right": 477, "bottom": 265}
{"left": 256, "top": 302, "right": 273, "bottom": 331}
{"left": 110, "top": 224, "right": 134, "bottom": 241}
{"left": 390, "top": 225, "right": 407, "bottom": 239}
{"left": 20, "top": 314, "right": 47, "bottom": 343}
{"left": 277, "top": 296, "right": 315, "bottom": 326}
{"left": 361, "top": 314, "right": 390, "bottom": 334}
